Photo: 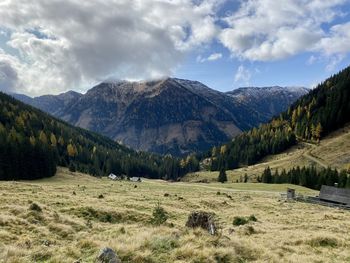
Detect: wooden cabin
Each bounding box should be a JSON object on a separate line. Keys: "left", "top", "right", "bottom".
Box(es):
{"left": 319, "top": 185, "right": 350, "bottom": 205}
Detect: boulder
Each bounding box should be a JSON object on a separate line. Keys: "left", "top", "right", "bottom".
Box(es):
{"left": 96, "top": 247, "right": 121, "bottom": 263}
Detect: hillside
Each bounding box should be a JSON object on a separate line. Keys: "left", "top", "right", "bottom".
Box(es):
{"left": 12, "top": 79, "right": 307, "bottom": 156}
{"left": 209, "top": 66, "right": 350, "bottom": 172}
{"left": 184, "top": 124, "right": 350, "bottom": 183}
{"left": 2, "top": 167, "right": 350, "bottom": 263}
{"left": 0, "top": 92, "right": 194, "bottom": 180}
{"left": 226, "top": 86, "right": 309, "bottom": 123}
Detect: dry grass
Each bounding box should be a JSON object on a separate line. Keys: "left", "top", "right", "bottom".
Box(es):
{"left": 0, "top": 167, "right": 349, "bottom": 262}
{"left": 184, "top": 124, "right": 350, "bottom": 183}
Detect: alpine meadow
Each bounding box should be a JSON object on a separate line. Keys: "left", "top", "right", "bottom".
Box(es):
{"left": 1, "top": 1, "right": 350, "bottom": 263}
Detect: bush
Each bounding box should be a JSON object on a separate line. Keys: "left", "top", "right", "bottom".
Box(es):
{"left": 151, "top": 202, "right": 168, "bottom": 225}
{"left": 233, "top": 215, "right": 258, "bottom": 226}
{"left": 248, "top": 215, "right": 257, "bottom": 222}
{"left": 29, "top": 203, "right": 42, "bottom": 212}
{"left": 69, "top": 163, "right": 76, "bottom": 172}
{"left": 232, "top": 216, "right": 248, "bottom": 226}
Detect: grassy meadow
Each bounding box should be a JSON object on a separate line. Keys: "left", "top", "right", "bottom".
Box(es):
{"left": 1, "top": 168, "right": 350, "bottom": 263}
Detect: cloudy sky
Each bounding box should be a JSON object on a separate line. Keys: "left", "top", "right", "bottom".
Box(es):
{"left": 0, "top": 0, "right": 350, "bottom": 96}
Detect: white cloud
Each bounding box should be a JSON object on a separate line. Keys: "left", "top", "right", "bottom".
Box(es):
{"left": 0, "top": 50, "right": 21, "bottom": 92}
{"left": 234, "top": 65, "right": 251, "bottom": 84}
{"left": 0, "top": 0, "right": 222, "bottom": 95}
{"left": 197, "top": 52, "right": 222, "bottom": 62}
{"left": 207, "top": 52, "right": 222, "bottom": 61}
{"left": 0, "top": 0, "right": 350, "bottom": 95}
{"left": 219, "top": 0, "right": 349, "bottom": 61}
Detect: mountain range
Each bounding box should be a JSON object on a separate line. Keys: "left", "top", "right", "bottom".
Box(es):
{"left": 12, "top": 78, "right": 308, "bottom": 156}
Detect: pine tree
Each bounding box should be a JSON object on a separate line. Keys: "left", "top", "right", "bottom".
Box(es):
{"left": 262, "top": 167, "right": 272, "bottom": 183}
{"left": 218, "top": 168, "right": 227, "bottom": 183}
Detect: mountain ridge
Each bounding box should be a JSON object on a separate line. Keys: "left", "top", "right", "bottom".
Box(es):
{"left": 11, "top": 78, "right": 308, "bottom": 156}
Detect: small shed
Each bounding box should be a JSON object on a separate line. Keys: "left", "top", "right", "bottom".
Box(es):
{"left": 108, "top": 173, "right": 117, "bottom": 180}
{"left": 130, "top": 177, "right": 142, "bottom": 182}
{"left": 287, "top": 188, "right": 295, "bottom": 199}
{"left": 109, "top": 173, "right": 123, "bottom": 180}
{"left": 319, "top": 185, "right": 350, "bottom": 205}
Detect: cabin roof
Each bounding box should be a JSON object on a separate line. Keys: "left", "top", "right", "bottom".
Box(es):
{"left": 319, "top": 185, "right": 350, "bottom": 205}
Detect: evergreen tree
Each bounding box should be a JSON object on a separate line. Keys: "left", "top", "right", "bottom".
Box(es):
{"left": 262, "top": 167, "right": 272, "bottom": 183}
{"left": 218, "top": 168, "right": 227, "bottom": 183}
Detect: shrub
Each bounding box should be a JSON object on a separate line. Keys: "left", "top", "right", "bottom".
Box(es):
{"left": 69, "top": 163, "right": 76, "bottom": 172}
{"left": 233, "top": 215, "right": 258, "bottom": 226}
{"left": 233, "top": 216, "right": 248, "bottom": 226}
{"left": 151, "top": 202, "right": 168, "bottom": 225}
{"left": 98, "top": 194, "right": 104, "bottom": 199}
{"left": 248, "top": 215, "right": 257, "bottom": 222}
{"left": 29, "top": 203, "right": 42, "bottom": 212}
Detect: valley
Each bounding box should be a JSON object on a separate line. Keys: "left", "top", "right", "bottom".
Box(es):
{"left": 1, "top": 2, "right": 350, "bottom": 263}
{"left": 1, "top": 168, "right": 350, "bottom": 263}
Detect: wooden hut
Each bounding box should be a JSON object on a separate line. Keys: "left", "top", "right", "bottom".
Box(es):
{"left": 319, "top": 185, "right": 350, "bottom": 205}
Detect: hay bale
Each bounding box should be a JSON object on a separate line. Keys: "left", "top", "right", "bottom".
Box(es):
{"left": 186, "top": 211, "right": 217, "bottom": 235}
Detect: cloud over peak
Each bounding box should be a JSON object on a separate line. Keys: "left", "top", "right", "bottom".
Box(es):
{"left": 0, "top": 0, "right": 349, "bottom": 95}
{"left": 0, "top": 0, "right": 221, "bottom": 95}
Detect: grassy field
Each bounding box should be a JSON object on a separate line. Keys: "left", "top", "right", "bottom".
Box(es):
{"left": 184, "top": 125, "right": 350, "bottom": 183}
{"left": 0, "top": 168, "right": 349, "bottom": 262}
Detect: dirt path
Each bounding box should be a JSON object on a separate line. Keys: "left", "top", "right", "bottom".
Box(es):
{"left": 300, "top": 142, "right": 328, "bottom": 168}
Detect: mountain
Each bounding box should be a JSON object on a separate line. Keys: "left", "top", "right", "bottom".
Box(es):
{"left": 12, "top": 91, "right": 82, "bottom": 116}
{"left": 12, "top": 78, "right": 308, "bottom": 156}
{"left": 209, "top": 66, "right": 350, "bottom": 172}
{"left": 226, "top": 86, "right": 309, "bottom": 123}
{"left": 0, "top": 92, "right": 197, "bottom": 180}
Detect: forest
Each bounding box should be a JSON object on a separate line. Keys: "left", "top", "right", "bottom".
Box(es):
{"left": 0, "top": 93, "right": 198, "bottom": 180}
{"left": 259, "top": 166, "right": 350, "bottom": 190}
{"left": 210, "top": 66, "right": 350, "bottom": 171}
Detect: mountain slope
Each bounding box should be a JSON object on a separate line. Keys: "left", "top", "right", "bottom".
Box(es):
{"left": 185, "top": 124, "right": 350, "bottom": 183}
{"left": 209, "top": 65, "right": 350, "bottom": 172}
{"left": 13, "top": 78, "right": 308, "bottom": 156}
{"left": 227, "top": 86, "right": 309, "bottom": 123}
{"left": 0, "top": 92, "right": 196, "bottom": 180}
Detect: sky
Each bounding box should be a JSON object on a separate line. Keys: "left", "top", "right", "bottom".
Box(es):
{"left": 0, "top": 0, "right": 350, "bottom": 96}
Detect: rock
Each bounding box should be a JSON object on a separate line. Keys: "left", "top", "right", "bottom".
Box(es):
{"left": 186, "top": 211, "right": 217, "bottom": 235}
{"left": 96, "top": 247, "right": 121, "bottom": 263}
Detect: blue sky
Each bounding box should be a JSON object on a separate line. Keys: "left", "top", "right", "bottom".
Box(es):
{"left": 0, "top": 0, "right": 350, "bottom": 96}
{"left": 176, "top": 0, "right": 350, "bottom": 91}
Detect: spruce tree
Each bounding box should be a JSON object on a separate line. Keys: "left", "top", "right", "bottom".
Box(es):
{"left": 218, "top": 168, "right": 227, "bottom": 183}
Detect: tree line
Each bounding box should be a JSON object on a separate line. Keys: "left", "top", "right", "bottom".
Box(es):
{"left": 260, "top": 166, "right": 350, "bottom": 190}
{"left": 0, "top": 92, "right": 198, "bottom": 180}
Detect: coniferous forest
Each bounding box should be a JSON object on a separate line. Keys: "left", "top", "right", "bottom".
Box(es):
{"left": 210, "top": 66, "right": 350, "bottom": 171}
{"left": 0, "top": 92, "right": 198, "bottom": 180}
{"left": 259, "top": 166, "right": 350, "bottom": 190}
